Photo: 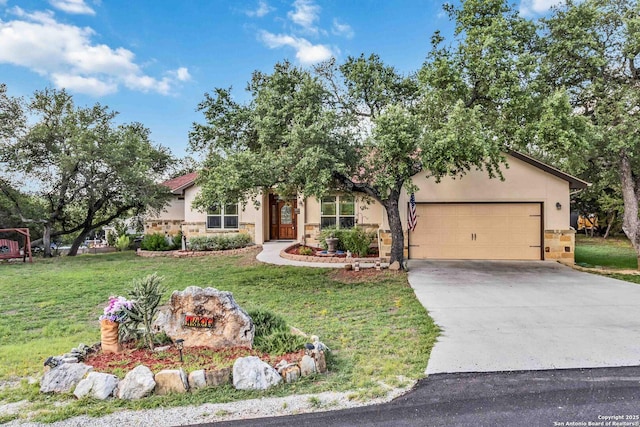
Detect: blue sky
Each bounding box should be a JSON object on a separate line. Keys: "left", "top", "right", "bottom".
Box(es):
{"left": 0, "top": 0, "right": 557, "bottom": 158}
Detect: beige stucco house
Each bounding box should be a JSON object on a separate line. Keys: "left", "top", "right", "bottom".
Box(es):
{"left": 144, "top": 151, "right": 588, "bottom": 263}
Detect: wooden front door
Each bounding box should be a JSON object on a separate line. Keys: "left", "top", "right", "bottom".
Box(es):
{"left": 269, "top": 195, "right": 297, "bottom": 240}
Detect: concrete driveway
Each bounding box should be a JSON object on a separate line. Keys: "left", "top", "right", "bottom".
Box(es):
{"left": 408, "top": 261, "right": 640, "bottom": 374}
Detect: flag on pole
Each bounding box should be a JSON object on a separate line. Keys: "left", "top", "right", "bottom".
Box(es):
{"left": 408, "top": 193, "right": 417, "bottom": 231}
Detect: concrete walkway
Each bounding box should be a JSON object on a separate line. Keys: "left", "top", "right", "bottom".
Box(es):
{"left": 408, "top": 260, "right": 640, "bottom": 374}
{"left": 257, "top": 241, "right": 383, "bottom": 268}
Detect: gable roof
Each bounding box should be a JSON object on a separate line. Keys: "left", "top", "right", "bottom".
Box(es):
{"left": 507, "top": 150, "right": 589, "bottom": 189}
{"left": 162, "top": 172, "right": 198, "bottom": 195}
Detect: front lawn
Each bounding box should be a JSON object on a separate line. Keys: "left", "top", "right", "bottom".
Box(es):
{"left": 0, "top": 250, "right": 437, "bottom": 423}
{"left": 575, "top": 234, "right": 638, "bottom": 270}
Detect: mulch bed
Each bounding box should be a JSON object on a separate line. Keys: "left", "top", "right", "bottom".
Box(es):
{"left": 286, "top": 245, "right": 380, "bottom": 258}
{"left": 85, "top": 343, "right": 305, "bottom": 376}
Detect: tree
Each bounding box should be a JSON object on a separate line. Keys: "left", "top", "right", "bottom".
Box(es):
{"left": 540, "top": 0, "right": 640, "bottom": 264}
{"left": 0, "top": 85, "right": 173, "bottom": 256}
{"left": 191, "top": 0, "right": 558, "bottom": 267}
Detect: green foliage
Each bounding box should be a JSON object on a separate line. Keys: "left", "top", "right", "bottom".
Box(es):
{"left": 342, "top": 228, "right": 375, "bottom": 257}
{"left": 319, "top": 227, "right": 375, "bottom": 256}
{"left": 0, "top": 85, "right": 173, "bottom": 257}
{"left": 106, "top": 232, "right": 117, "bottom": 247}
{"left": 115, "top": 235, "right": 131, "bottom": 252}
{"left": 188, "top": 233, "right": 251, "bottom": 251}
{"left": 121, "top": 273, "right": 166, "bottom": 350}
{"left": 140, "top": 233, "right": 172, "bottom": 251}
{"left": 298, "top": 246, "right": 313, "bottom": 256}
{"left": 248, "top": 309, "right": 288, "bottom": 338}
{"left": 172, "top": 231, "right": 183, "bottom": 249}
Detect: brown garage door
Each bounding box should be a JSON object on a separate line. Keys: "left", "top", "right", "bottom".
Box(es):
{"left": 409, "top": 203, "right": 542, "bottom": 260}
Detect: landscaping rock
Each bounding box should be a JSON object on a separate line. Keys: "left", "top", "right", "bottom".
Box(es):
{"left": 188, "top": 370, "right": 207, "bottom": 390}
{"left": 233, "top": 356, "right": 281, "bottom": 390}
{"left": 279, "top": 364, "right": 301, "bottom": 383}
{"left": 154, "top": 368, "right": 189, "bottom": 395}
{"left": 117, "top": 365, "right": 156, "bottom": 400}
{"left": 153, "top": 286, "right": 254, "bottom": 349}
{"left": 62, "top": 357, "right": 79, "bottom": 364}
{"left": 389, "top": 261, "right": 401, "bottom": 271}
{"left": 206, "top": 367, "right": 231, "bottom": 387}
{"left": 299, "top": 355, "right": 316, "bottom": 377}
{"left": 314, "top": 350, "right": 327, "bottom": 374}
{"left": 40, "top": 363, "right": 92, "bottom": 394}
{"left": 74, "top": 372, "right": 118, "bottom": 400}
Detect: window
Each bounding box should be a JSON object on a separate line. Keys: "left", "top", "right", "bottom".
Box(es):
{"left": 207, "top": 204, "right": 238, "bottom": 229}
{"left": 321, "top": 196, "right": 355, "bottom": 229}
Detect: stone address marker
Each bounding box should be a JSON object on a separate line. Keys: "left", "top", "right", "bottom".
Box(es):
{"left": 153, "top": 286, "right": 254, "bottom": 349}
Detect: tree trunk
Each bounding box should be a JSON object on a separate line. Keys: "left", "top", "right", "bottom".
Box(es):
{"left": 68, "top": 229, "right": 91, "bottom": 256}
{"left": 383, "top": 192, "right": 405, "bottom": 268}
{"left": 42, "top": 223, "right": 52, "bottom": 258}
{"left": 603, "top": 211, "right": 615, "bottom": 239}
{"left": 619, "top": 153, "right": 640, "bottom": 269}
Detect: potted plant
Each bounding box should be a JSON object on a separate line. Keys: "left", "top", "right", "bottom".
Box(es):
{"left": 99, "top": 296, "right": 134, "bottom": 353}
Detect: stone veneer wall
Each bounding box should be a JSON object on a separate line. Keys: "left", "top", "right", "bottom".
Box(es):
{"left": 544, "top": 229, "right": 575, "bottom": 264}
{"left": 378, "top": 229, "right": 409, "bottom": 259}
{"left": 180, "top": 221, "right": 255, "bottom": 243}
{"left": 144, "top": 220, "right": 183, "bottom": 236}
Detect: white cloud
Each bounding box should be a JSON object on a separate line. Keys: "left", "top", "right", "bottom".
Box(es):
{"left": 0, "top": 7, "right": 189, "bottom": 96}
{"left": 287, "top": 0, "right": 320, "bottom": 33}
{"left": 246, "top": 0, "right": 272, "bottom": 17}
{"left": 49, "top": 0, "right": 95, "bottom": 15}
{"left": 259, "top": 30, "right": 332, "bottom": 65}
{"left": 0, "top": 0, "right": 8, "bottom": 6}
{"left": 519, "top": 0, "right": 563, "bottom": 16}
{"left": 331, "top": 18, "right": 353, "bottom": 39}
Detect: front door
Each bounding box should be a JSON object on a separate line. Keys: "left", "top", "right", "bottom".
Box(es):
{"left": 269, "top": 195, "right": 297, "bottom": 240}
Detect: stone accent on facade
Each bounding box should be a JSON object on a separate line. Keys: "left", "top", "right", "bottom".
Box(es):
{"left": 144, "top": 220, "right": 182, "bottom": 236}
{"left": 180, "top": 221, "right": 255, "bottom": 243}
{"left": 303, "top": 223, "right": 321, "bottom": 245}
{"left": 544, "top": 229, "right": 575, "bottom": 264}
{"left": 136, "top": 246, "right": 261, "bottom": 258}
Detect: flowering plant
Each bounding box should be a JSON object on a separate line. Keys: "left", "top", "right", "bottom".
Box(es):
{"left": 99, "top": 296, "right": 134, "bottom": 322}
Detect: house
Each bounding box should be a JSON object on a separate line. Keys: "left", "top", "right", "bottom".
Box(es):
{"left": 144, "top": 151, "right": 588, "bottom": 263}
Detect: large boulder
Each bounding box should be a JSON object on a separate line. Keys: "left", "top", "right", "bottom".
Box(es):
{"left": 153, "top": 286, "right": 254, "bottom": 349}
{"left": 40, "top": 363, "right": 92, "bottom": 394}
{"left": 117, "top": 365, "right": 156, "bottom": 400}
{"left": 74, "top": 372, "right": 118, "bottom": 400}
{"left": 233, "top": 356, "right": 282, "bottom": 390}
{"left": 205, "top": 367, "right": 231, "bottom": 387}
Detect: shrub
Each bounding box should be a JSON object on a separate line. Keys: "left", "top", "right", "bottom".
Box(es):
{"left": 319, "top": 227, "right": 375, "bottom": 256}
{"left": 115, "top": 235, "right": 130, "bottom": 252}
{"left": 188, "top": 233, "right": 251, "bottom": 251}
{"left": 140, "top": 233, "right": 171, "bottom": 251}
{"left": 298, "top": 246, "right": 313, "bottom": 256}
{"left": 248, "top": 309, "right": 305, "bottom": 355}
{"left": 106, "top": 232, "right": 117, "bottom": 247}
{"left": 172, "top": 231, "right": 183, "bottom": 249}
{"left": 342, "top": 227, "right": 375, "bottom": 257}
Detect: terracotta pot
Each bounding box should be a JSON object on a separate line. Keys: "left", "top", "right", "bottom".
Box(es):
{"left": 100, "top": 319, "right": 122, "bottom": 353}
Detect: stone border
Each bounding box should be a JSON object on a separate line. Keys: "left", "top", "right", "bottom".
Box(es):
{"left": 280, "top": 243, "right": 388, "bottom": 264}
{"left": 136, "top": 245, "right": 261, "bottom": 258}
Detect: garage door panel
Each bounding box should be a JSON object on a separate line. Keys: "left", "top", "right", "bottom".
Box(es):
{"left": 410, "top": 203, "right": 541, "bottom": 260}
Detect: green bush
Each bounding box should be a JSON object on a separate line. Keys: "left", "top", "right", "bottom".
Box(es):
{"left": 248, "top": 308, "right": 305, "bottom": 355}
{"left": 120, "top": 273, "right": 166, "bottom": 350}
{"left": 140, "top": 233, "right": 172, "bottom": 251}
{"left": 172, "top": 231, "right": 183, "bottom": 249}
{"left": 248, "top": 309, "right": 288, "bottom": 338}
{"left": 106, "top": 232, "right": 117, "bottom": 247}
{"left": 254, "top": 330, "right": 307, "bottom": 355}
{"left": 188, "top": 233, "right": 251, "bottom": 251}
{"left": 319, "top": 227, "right": 375, "bottom": 256}
{"left": 115, "top": 235, "right": 130, "bottom": 252}
{"left": 342, "top": 227, "right": 375, "bottom": 257}
{"left": 298, "top": 246, "right": 313, "bottom": 256}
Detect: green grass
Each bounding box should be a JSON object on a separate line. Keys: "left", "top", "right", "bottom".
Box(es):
{"left": 0, "top": 250, "right": 438, "bottom": 422}
{"left": 575, "top": 235, "right": 638, "bottom": 270}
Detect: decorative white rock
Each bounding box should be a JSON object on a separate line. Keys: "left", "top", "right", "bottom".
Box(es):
{"left": 117, "top": 365, "right": 156, "bottom": 400}
{"left": 74, "top": 372, "right": 118, "bottom": 400}
{"left": 188, "top": 370, "right": 207, "bottom": 390}
{"left": 40, "top": 363, "right": 93, "bottom": 394}
{"left": 300, "top": 355, "right": 317, "bottom": 377}
{"left": 154, "top": 368, "right": 189, "bottom": 395}
{"left": 233, "top": 356, "right": 282, "bottom": 390}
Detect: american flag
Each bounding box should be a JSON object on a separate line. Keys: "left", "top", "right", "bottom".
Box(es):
{"left": 408, "top": 193, "right": 417, "bottom": 231}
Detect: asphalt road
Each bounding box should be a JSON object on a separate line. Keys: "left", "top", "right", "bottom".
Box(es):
{"left": 187, "top": 366, "right": 640, "bottom": 427}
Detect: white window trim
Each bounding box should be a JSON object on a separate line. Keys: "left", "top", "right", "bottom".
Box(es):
{"left": 320, "top": 195, "right": 355, "bottom": 229}
{"left": 206, "top": 204, "right": 239, "bottom": 230}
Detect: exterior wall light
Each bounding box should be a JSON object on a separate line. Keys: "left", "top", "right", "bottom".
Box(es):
{"left": 556, "top": 202, "right": 562, "bottom": 210}
{"left": 175, "top": 339, "right": 185, "bottom": 363}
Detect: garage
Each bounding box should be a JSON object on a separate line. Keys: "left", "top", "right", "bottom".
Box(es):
{"left": 409, "top": 203, "right": 542, "bottom": 260}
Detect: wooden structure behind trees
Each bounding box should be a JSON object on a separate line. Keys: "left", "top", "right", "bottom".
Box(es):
{"left": 0, "top": 228, "right": 32, "bottom": 263}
